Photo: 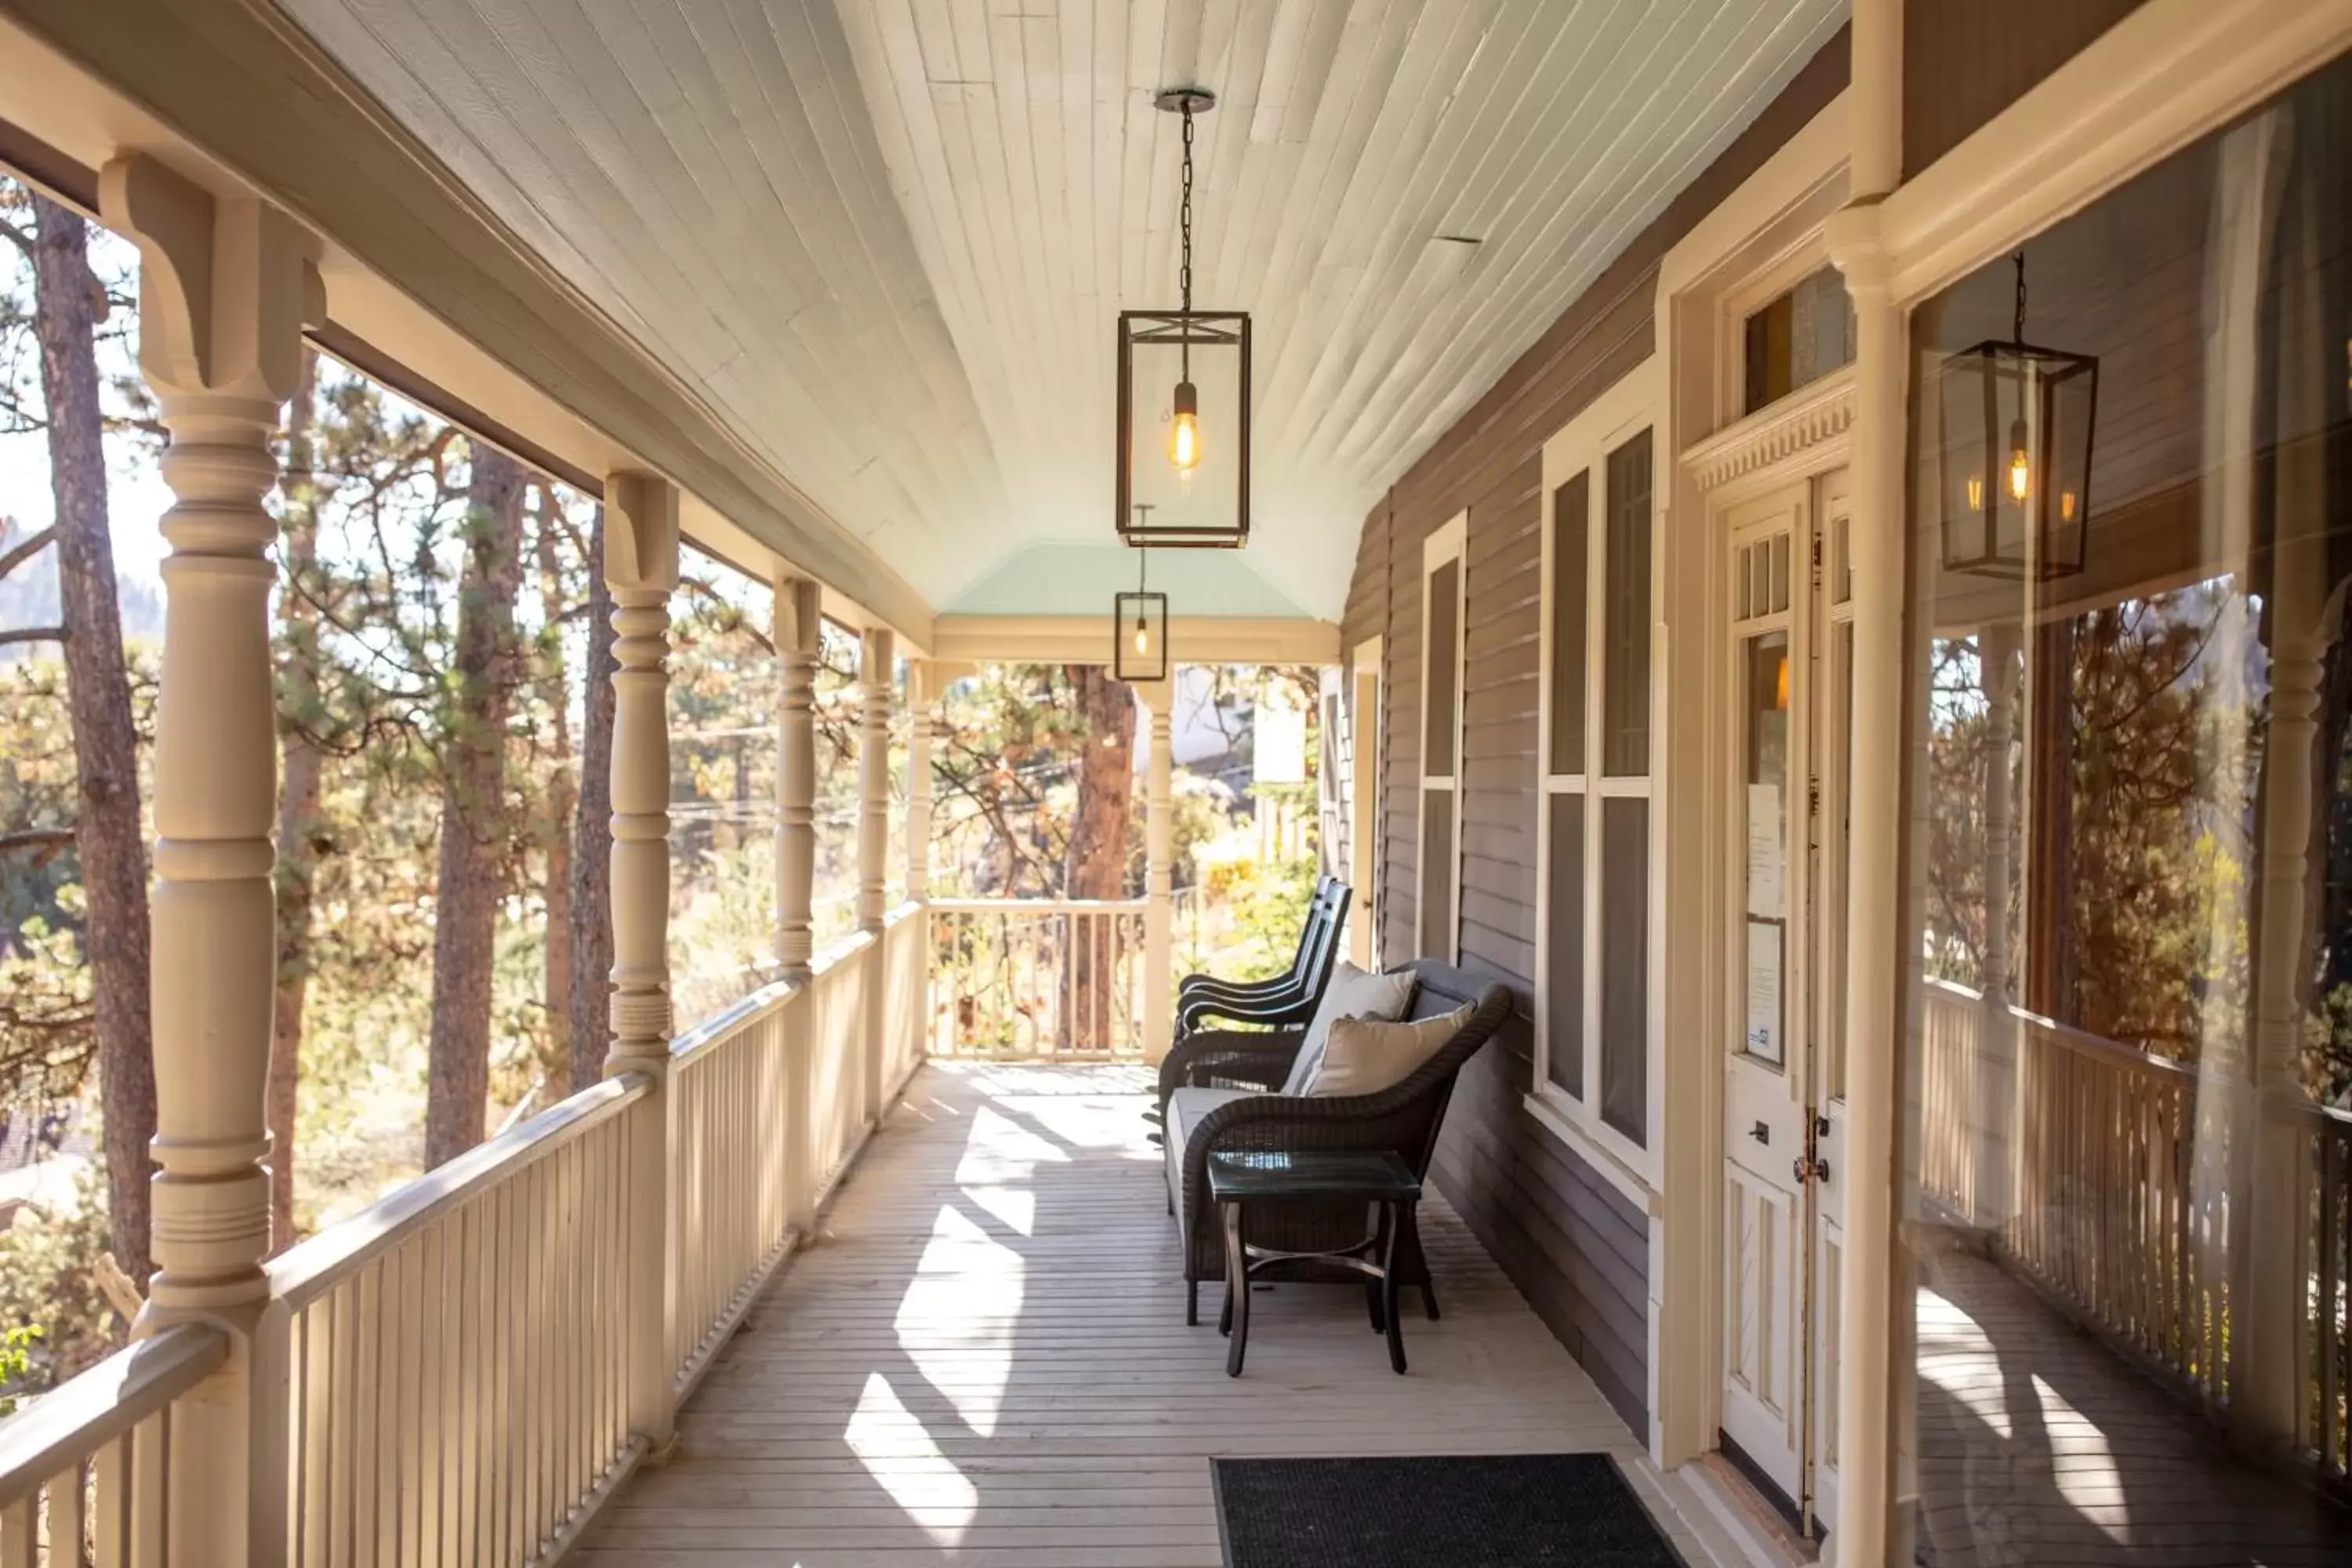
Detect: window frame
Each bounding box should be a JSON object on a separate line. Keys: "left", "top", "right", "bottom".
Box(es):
{"left": 1418, "top": 515, "right": 1468, "bottom": 964}
{"left": 1533, "top": 369, "right": 1665, "bottom": 1190}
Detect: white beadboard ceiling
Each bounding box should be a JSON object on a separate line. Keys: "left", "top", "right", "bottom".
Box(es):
{"left": 278, "top": 0, "right": 1848, "bottom": 622}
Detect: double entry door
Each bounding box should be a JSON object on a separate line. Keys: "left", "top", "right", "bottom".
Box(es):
{"left": 1719, "top": 470, "right": 1852, "bottom": 1537}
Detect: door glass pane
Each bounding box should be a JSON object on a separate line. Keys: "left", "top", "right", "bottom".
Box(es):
{"left": 1742, "top": 630, "right": 1789, "bottom": 1067}
{"left": 1546, "top": 792, "right": 1586, "bottom": 1099}
{"left": 1602, "top": 431, "right": 1653, "bottom": 775}
{"left": 1550, "top": 473, "right": 1590, "bottom": 776}
{"left": 1419, "top": 790, "right": 1454, "bottom": 960}
{"left": 1425, "top": 558, "right": 1460, "bottom": 777}
{"left": 1896, "top": 55, "right": 2352, "bottom": 1561}
{"left": 1599, "top": 797, "right": 1648, "bottom": 1144}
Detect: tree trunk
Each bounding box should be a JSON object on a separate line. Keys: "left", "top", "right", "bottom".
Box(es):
{"left": 32, "top": 196, "right": 156, "bottom": 1280}
{"left": 269, "top": 346, "right": 323, "bottom": 1250}
{"left": 567, "top": 505, "right": 617, "bottom": 1093}
{"left": 1064, "top": 666, "right": 1136, "bottom": 1047}
{"left": 534, "top": 495, "right": 573, "bottom": 1098}
{"left": 424, "top": 445, "right": 526, "bottom": 1168}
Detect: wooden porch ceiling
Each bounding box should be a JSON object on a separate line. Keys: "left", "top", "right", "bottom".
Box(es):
{"left": 258, "top": 0, "right": 1844, "bottom": 622}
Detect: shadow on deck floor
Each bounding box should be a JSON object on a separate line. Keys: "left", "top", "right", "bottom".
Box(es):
{"left": 1916, "top": 1237, "right": 2352, "bottom": 1566}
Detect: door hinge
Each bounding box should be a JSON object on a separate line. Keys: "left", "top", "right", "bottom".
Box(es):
{"left": 1809, "top": 531, "right": 1824, "bottom": 587}
{"left": 1807, "top": 780, "right": 1820, "bottom": 818}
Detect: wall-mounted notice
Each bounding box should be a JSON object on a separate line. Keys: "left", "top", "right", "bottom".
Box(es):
{"left": 1745, "top": 782, "right": 1784, "bottom": 918}
{"left": 1745, "top": 918, "right": 1783, "bottom": 1063}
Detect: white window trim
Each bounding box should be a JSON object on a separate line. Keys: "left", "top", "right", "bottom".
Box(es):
{"left": 1531, "top": 361, "right": 1667, "bottom": 1193}
{"left": 1418, "top": 516, "right": 1467, "bottom": 964}
{"left": 1348, "top": 634, "right": 1385, "bottom": 972}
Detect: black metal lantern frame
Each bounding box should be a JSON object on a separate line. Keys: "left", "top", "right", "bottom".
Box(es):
{"left": 1116, "top": 310, "right": 1250, "bottom": 547}
{"left": 1936, "top": 254, "right": 2097, "bottom": 581}
{"left": 1114, "top": 587, "right": 1169, "bottom": 682}
{"left": 1116, "top": 86, "right": 1250, "bottom": 550}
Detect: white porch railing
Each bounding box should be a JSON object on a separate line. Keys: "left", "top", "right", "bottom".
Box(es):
{"left": 0, "top": 1324, "right": 225, "bottom": 1565}
{"left": 0, "top": 901, "right": 928, "bottom": 1566}
{"left": 1915, "top": 976, "right": 2352, "bottom": 1492}
{"left": 927, "top": 898, "right": 1149, "bottom": 1058}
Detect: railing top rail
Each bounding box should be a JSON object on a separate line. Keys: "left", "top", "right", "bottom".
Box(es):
{"left": 268, "top": 1073, "right": 652, "bottom": 1310}
{"left": 0, "top": 1323, "right": 227, "bottom": 1509}
{"left": 1922, "top": 975, "right": 2199, "bottom": 1087}
{"left": 928, "top": 897, "right": 1149, "bottom": 913}
{"left": 814, "top": 927, "right": 878, "bottom": 970}
{"left": 670, "top": 975, "right": 801, "bottom": 1065}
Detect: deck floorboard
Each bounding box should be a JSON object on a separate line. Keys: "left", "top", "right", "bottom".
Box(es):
{"left": 574, "top": 1061, "right": 1701, "bottom": 1565}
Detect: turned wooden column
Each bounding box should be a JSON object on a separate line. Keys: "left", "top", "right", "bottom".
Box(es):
{"left": 1973, "top": 622, "right": 2020, "bottom": 1230}
{"left": 906, "top": 660, "right": 934, "bottom": 903}
{"left": 1139, "top": 681, "right": 1176, "bottom": 1062}
{"left": 773, "top": 575, "right": 820, "bottom": 1229}
{"left": 858, "top": 627, "right": 895, "bottom": 1123}
{"left": 773, "top": 575, "right": 821, "bottom": 985}
{"left": 602, "top": 470, "right": 681, "bottom": 1458}
{"left": 101, "top": 154, "right": 316, "bottom": 1563}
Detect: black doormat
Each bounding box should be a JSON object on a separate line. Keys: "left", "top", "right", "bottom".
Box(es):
{"left": 1211, "top": 1454, "right": 1685, "bottom": 1567}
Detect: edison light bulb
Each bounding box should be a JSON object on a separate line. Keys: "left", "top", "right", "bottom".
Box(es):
{"left": 1168, "top": 379, "right": 1201, "bottom": 473}
{"left": 1134, "top": 620, "right": 1149, "bottom": 655}
{"left": 2060, "top": 489, "right": 2078, "bottom": 522}
{"left": 2006, "top": 417, "right": 2031, "bottom": 502}
{"left": 1966, "top": 474, "right": 1985, "bottom": 512}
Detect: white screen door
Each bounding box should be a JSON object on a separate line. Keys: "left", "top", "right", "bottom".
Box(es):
{"left": 1720, "top": 470, "right": 1852, "bottom": 1535}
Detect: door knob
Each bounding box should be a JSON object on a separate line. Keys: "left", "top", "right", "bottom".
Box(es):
{"left": 1750, "top": 1121, "right": 1769, "bottom": 1145}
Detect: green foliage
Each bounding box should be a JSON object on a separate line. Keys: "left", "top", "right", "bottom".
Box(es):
{"left": 0, "top": 1167, "right": 124, "bottom": 1388}
{"left": 0, "top": 1324, "right": 42, "bottom": 1417}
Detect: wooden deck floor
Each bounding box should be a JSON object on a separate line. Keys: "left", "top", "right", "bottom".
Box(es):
{"left": 575, "top": 1061, "right": 1706, "bottom": 1566}
{"left": 1915, "top": 1239, "right": 2352, "bottom": 1566}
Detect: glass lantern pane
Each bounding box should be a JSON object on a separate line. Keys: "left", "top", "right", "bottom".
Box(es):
{"left": 1123, "top": 319, "right": 1247, "bottom": 542}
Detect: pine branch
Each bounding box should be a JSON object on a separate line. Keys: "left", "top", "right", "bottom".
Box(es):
{"left": 0, "top": 624, "right": 66, "bottom": 648}
{"left": 0, "top": 826, "right": 75, "bottom": 859}
{"left": 0, "top": 522, "right": 58, "bottom": 581}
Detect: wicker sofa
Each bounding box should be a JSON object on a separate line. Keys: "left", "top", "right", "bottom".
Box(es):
{"left": 1156, "top": 959, "right": 1511, "bottom": 1325}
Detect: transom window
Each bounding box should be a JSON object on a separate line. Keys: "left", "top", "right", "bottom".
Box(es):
{"left": 1742, "top": 263, "right": 1856, "bottom": 415}
{"left": 1537, "top": 382, "right": 1660, "bottom": 1164}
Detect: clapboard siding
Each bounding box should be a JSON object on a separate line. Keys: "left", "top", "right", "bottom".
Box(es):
{"left": 1345, "top": 27, "right": 1849, "bottom": 1439}
{"left": 1903, "top": 0, "right": 2150, "bottom": 176}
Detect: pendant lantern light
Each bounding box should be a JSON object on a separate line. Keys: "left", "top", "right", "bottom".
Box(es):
{"left": 1116, "top": 87, "right": 1250, "bottom": 549}
{"left": 1936, "top": 252, "right": 2097, "bottom": 580}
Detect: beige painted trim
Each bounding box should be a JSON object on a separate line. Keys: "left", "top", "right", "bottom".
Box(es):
{"left": 1878, "top": 0, "right": 2352, "bottom": 308}
{"left": 1646, "top": 56, "right": 1865, "bottom": 1490}
{"left": 927, "top": 615, "right": 1341, "bottom": 666}
{"left": 1417, "top": 514, "right": 1468, "bottom": 966}
{"left": 1347, "top": 635, "right": 1385, "bottom": 972}
{"left": 0, "top": 0, "right": 935, "bottom": 645}
{"left": 1532, "top": 356, "right": 1668, "bottom": 1197}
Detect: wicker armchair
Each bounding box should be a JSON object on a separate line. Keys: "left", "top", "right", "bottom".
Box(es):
{"left": 1158, "top": 959, "right": 1510, "bottom": 1325}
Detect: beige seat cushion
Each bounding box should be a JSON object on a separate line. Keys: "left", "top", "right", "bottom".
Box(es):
{"left": 1166, "top": 1085, "right": 1255, "bottom": 1172}
{"left": 1279, "top": 963, "right": 1418, "bottom": 1094}
{"left": 1304, "top": 1001, "right": 1476, "bottom": 1098}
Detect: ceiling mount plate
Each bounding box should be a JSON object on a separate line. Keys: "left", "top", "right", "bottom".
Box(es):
{"left": 1153, "top": 88, "right": 1217, "bottom": 115}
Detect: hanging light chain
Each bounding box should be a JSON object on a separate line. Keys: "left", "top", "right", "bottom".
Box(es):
{"left": 2012, "top": 250, "right": 2027, "bottom": 343}
{"left": 1179, "top": 104, "right": 1196, "bottom": 318}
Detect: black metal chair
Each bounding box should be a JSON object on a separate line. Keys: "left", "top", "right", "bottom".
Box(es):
{"left": 1157, "top": 959, "right": 1510, "bottom": 1325}
{"left": 1145, "top": 878, "right": 1349, "bottom": 1134}
{"left": 1174, "top": 877, "right": 1350, "bottom": 1037}
{"left": 1174, "top": 873, "right": 1343, "bottom": 1014}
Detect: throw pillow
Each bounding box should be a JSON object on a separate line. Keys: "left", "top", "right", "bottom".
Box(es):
{"left": 1306, "top": 1001, "right": 1477, "bottom": 1098}
{"left": 1279, "top": 962, "right": 1418, "bottom": 1095}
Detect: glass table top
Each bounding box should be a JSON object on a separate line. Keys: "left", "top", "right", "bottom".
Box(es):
{"left": 1206, "top": 1149, "right": 1421, "bottom": 1201}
